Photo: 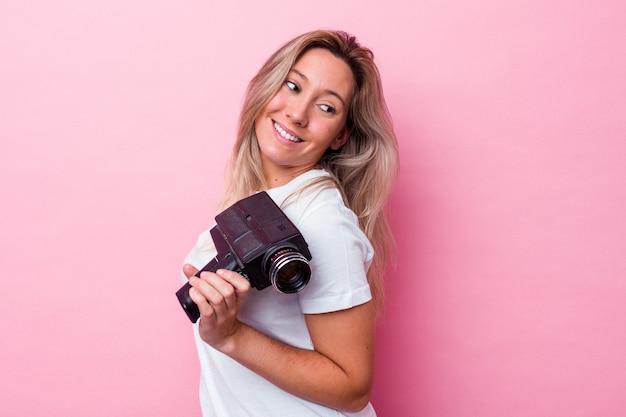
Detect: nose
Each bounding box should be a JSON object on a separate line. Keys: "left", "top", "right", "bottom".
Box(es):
{"left": 286, "top": 98, "right": 309, "bottom": 127}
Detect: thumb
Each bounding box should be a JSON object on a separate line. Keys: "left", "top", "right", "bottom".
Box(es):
{"left": 182, "top": 263, "right": 200, "bottom": 279}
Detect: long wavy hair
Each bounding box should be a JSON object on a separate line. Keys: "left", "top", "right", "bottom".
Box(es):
{"left": 220, "top": 30, "right": 399, "bottom": 312}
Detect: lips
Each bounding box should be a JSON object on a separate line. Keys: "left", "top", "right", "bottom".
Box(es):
{"left": 273, "top": 121, "right": 303, "bottom": 143}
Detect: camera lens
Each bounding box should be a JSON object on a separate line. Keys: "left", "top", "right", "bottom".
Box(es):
{"left": 266, "top": 248, "right": 311, "bottom": 294}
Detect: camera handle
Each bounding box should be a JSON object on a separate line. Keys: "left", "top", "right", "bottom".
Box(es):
{"left": 176, "top": 253, "right": 240, "bottom": 323}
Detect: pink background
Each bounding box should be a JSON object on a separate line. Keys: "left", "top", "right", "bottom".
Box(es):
{"left": 2, "top": 1, "right": 625, "bottom": 416}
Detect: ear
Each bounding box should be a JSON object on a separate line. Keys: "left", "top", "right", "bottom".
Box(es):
{"left": 329, "top": 127, "right": 352, "bottom": 151}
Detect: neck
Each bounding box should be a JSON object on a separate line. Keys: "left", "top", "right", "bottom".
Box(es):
{"left": 263, "top": 166, "right": 319, "bottom": 189}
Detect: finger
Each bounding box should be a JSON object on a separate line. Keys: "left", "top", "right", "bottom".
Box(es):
{"left": 200, "top": 272, "right": 238, "bottom": 311}
{"left": 215, "top": 269, "right": 251, "bottom": 293}
{"left": 187, "top": 281, "right": 215, "bottom": 320}
{"left": 216, "top": 269, "right": 250, "bottom": 307}
{"left": 183, "top": 264, "right": 200, "bottom": 279}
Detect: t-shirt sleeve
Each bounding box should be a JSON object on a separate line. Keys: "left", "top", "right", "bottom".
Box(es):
{"left": 294, "top": 193, "right": 374, "bottom": 314}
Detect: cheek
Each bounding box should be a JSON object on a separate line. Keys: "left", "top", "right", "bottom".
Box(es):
{"left": 319, "top": 120, "right": 346, "bottom": 142}
{"left": 255, "top": 96, "right": 281, "bottom": 132}
{"left": 263, "top": 90, "right": 287, "bottom": 114}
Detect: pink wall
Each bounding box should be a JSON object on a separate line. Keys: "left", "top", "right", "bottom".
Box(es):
{"left": 2, "top": 1, "right": 625, "bottom": 416}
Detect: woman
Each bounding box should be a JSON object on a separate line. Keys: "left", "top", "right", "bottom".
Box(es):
{"left": 182, "top": 29, "right": 399, "bottom": 416}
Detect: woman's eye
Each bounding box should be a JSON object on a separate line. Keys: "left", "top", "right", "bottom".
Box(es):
{"left": 285, "top": 80, "right": 299, "bottom": 91}
{"left": 319, "top": 104, "right": 336, "bottom": 114}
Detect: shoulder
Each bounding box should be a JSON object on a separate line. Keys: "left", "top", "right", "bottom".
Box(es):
{"left": 266, "top": 168, "right": 373, "bottom": 260}
{"left": 287, "top": 185, "right": 373, "bottom": 262}
{"left": 283, "top": 183, "right": 355, "bottom": 230}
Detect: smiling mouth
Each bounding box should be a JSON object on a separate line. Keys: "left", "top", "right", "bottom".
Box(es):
{"left": 274, "top": 122, "right": 303, "bottom": 143}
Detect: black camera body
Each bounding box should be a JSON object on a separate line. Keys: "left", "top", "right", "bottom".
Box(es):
{"left": 176, "top": 191, "right": 312, "bottom": 323}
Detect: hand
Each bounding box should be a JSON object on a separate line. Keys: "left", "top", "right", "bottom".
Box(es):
{"left": 182, "top": 264, "right": 251, "bottom": 350}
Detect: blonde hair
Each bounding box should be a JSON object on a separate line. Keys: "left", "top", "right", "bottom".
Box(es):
{"left": 220, "top": 30, "right": 399, "bottom": 312}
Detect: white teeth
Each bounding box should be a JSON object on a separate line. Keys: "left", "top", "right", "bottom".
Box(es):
{"left": 274, "top": 122, "right": 302, "bottom": 142}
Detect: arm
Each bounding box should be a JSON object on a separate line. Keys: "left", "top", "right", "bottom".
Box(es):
{"left": 184, "top": 265, "right": 376, "bottom": 412}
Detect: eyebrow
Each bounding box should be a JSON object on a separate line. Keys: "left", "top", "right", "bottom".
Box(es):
{"left": 290, "top": 68, "right": 348, "bottom": 107}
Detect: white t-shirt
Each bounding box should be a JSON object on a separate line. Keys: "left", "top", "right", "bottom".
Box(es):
{"left": 182, "top": 169, "right": 377, "bottom": 417}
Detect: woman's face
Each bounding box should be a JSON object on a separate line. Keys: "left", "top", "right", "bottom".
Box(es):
{"left": 254, "top": 47, "right": 355, "bottom": 187}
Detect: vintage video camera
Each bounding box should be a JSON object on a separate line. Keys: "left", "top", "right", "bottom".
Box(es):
{"left": 176, "top": 191, "right": 312, "bottom": 322}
